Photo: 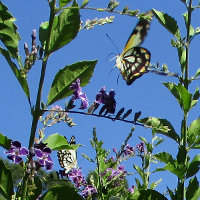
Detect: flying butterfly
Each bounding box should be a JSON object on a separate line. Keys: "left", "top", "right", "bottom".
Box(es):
{"left": 57, "top": 136, "right": 77, "bottom": 174}
{"left": 116, "top": 11, "right": 153, "bottom": 85}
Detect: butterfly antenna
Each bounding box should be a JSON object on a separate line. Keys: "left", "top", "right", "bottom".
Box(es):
{"left": 106, "top": 33, "right": 120, "bottom": 54}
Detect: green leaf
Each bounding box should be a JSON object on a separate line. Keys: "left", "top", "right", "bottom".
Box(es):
{"left": 40, "top": 185, "right": 83, "bottom": 200}
{"left": 186, "top": 155, "right": 200, "bottom": 178}
{"left": 191, "top": 87, "right": 199, "bottom": 109}
{"left": 139, "top": 117, "right": 180, "bottom": 142}
{"left": 27, "top": 177, "right": 42, "bottom": 200}
{"left": 59, "top": 0, "right": 73, "bottom": 7}
{"left": 177, "top": 47, "right": 186, "bottom": 73}
{"left": 134, "top": 164, "right": 145, "bottom": 183}
{"left": 39, "top": 6, "right": 80, "bottom": 54}
{"left": 154, "top": 152, "right": 175, "bottom": 165}
{"left": 186, "top": 176, "right": 200, "bottom": 200}
{"left": 0, "top": 48, "right": 30, "bottom": 100}
{"left": 183, "top": 12, "right": 195, "bottom": 39}
{"left": 192, "top": 68, "right": 200, "bottom": 79}
{"left": 43, "top": 133, "right": 80, "bottom": 150}
{"left": 0, "top": 133, "right": 11, "bottom": 150}
{"left": 188, "top": 118, "right": 200, "bottom": 147}
{"left": 138, "top": 189, "right": 168, "bottom": 200}
{"left": 152, "top": 9, "right": 181, "bottom": 39}
{"left": 0, "top": 2, "right": 20, "bottom": 58}
{"left": 0, "top": 160, "right": 14, "bottom": 200}
{"left": 82, "top": 153, "right": 95, "bottom": 163}
{"left": 81, "top": 0, "right": 89, "bottom": 8}
{"left": 47, "top": 60, "right": 97, "bottom": 106}
{"left": 163, "top": 82, "right": 192, "bottom": 113}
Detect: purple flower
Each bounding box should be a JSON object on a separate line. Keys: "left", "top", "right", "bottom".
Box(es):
{"left": 128, "top": 185, "right": 135, "bottom": 194}
{"left": 124, "top": 144, "right": 135, "bottom": 156}
{"left": 68, "top": 168, "right": 87, "bottom": 188}
{"left": 5, "top": 141, "right": 29, "bottom": 164}
{"left": 81, "top": 185, "right": 97, "bottom": 199}
{"left": 70, "top": 79, "right": 89, "bottom": 109}
{"left": 95, "top": 87, "right": 116, "bottom": 114}
{"left": 34, "top": 147, "right": 53, "bottom": 170}
{"left": 136, "top": 141, "right": 146, "bottom": 154}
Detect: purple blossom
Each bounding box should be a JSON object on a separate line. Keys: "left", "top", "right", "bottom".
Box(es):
{"left": 136, "top": 141, "right": 146, "bottom": 154}
{"left": 70, "top": 79, "right": 89, "bottom": 109}
{"left": 95, "top": 87, "right": 116, "bottom": 114}
{"left": 81, "top": 185, "right": 97, "bottom": 199}
{"left": 34, "top": 147, "right": 53, "bottom": 170}
{"left": 5, "top": 141, "right": 29, "bottom": 164}
{"left": 102, "top": 165, "right": 127, "bottom": 182}
{"left": 68, "top": 168, "right": 87, "bottom": 188}
{"left": 127, "top": 185, "right": 135, "bottom": 194}
{"left": 124, "top": 144, "right": 135, "bottom": 156}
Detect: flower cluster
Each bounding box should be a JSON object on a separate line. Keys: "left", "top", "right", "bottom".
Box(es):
{"left": 136, "top": 141, "right": 146, "bottom": 154}
{"left": 42, "top": 105, "right": 75, "bottom": 127}
{"left": 5, "top": 141, "right": 54, "bottom": 171}
{"left": 95, "top": 86, "right": 116, "bottom": 114}
{"left": 68, "top": 168, "right": 97, "bottom": 199}
{"left": 101, "top": 165, "right": 127, "bottom": 182}
{"left": 70, "top": 79, "right": 89, "bottom": 110}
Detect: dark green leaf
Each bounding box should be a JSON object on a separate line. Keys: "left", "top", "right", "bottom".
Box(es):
{"left": 154, "top": 152, "right": 175, "bottom": 165}
{"left": 122, "top": 109, "right": 132, "bottom": 119}
{"left": 186, "top": 176, "right": 200, "bottom": 200}
{"left": 134, "top": 165, "right": 145, "bottom": 183}
{"left": 40, "top": 185, "right": 83, "bottom": 200}
{"left": 0, "top": 160, "right": 14, "bottom": 200}
{"left": 188, "top": 118, "right": 200, "bottom": 147}
{"left": 183, "top": 12, "right": 195, "bottom": 40}
{"left": 43, "top": 133, "right": 80, "bottom": 150}
{"left": 177, "top": 47, "right": 186, "bottom": 73}
{"left": 0, "top": 2, "right": 20, "bottom": 58}
{"left": 0, "top": 48, "right": 30, "bottom": 100}
{"left": 163, "top": 82, "right": 192, "bottom": 113}
{"left": 27, "top": 177, "right": 42, "bottom": 200}
{"left": 153, "top": 9, "right": 181, "bottom": 39}
{"left": 191, "top": 87, "right": 199, "bottom": 109}
{"left": 59, "top": 0, "right": 73, "bottom": 7}
{"left": 192, "top": 68, "right": 200, "bottom": 79}
{"left": 0, "top": 133, "right": 11, "bottom": 150}
{"left": 47, "top": 60, "right": 97, "bottom": 106}
{"left": 115, "top": 107, "right": 125, "bottom": 119}
{"left": 39, "top": 7, "right": 80, "bottom": 54}
{"left": 81, "top": 0, "right": 89, "bottom": 8}
{"left": 186, "top": 155, "right": 200, "bottom": 178}
{"left": 138, "top": 189, "right": 168, "bottom": 200}
{"left": 139, "top": 117, "right": 180, "bottom": 142}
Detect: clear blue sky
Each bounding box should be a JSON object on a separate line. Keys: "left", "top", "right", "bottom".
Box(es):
{"left": 1, "top": 0, "right": 200, "bottom": 194}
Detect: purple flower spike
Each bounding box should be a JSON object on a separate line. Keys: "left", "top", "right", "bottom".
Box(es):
{"left": 128, "top": 185, "right": 135, "bottom": 194}
{"left": 136, "top": 141, "right": 146, "bottom": 154}
{"left": 5, "top": 141, "right": 29, "bottom": 164}
{"left": 68, "top": 168, "right": 87, "bottom": 188}
{"left": 70, "top": 79, "right": 89, "bottom": 110}
{"left": 81, "top": 185, "right": 97, "bottom": 199}
{"left": 95, "top": 87, "right": 116, "bottom": 114}
{"left": 124, "top": 144, "right": 135, "bottom": 156}
{"left": 35, "top": 147, "right": 53, "bottom": 170}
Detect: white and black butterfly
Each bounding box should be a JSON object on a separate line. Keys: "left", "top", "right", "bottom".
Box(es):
{"left": 57, "top": 136, "right": 77, "bottom": 174}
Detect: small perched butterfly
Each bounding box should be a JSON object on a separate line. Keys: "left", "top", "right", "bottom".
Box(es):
{"left": 116, "top": 11, "right": 153, "bottom": 85}
{"left": 57, "top": 136, "right": 77, "bottom": 174}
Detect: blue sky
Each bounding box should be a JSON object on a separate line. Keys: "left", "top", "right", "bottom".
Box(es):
{"left": 1, "top": 0, "right": 200, "bottom": 194}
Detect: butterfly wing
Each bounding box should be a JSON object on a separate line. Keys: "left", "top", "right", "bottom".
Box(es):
{"left": 57, "top": 136, "right": 77, "bottom": 174}
{"left": 117, "top": 47, "right": 151, "bottom": 85}
{"left": 116, "top": 11, "right": 153, "bottom": 85}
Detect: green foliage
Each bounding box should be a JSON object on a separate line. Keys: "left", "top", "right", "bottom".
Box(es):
{"left": 39, "top": 6, "right": 80, "bottom": 55}
{"left": 0, "top": 160, "right": 14, "bottom": 200}
{"left": 40, "top": 185, "right": 83, "bottom": 200}
{"left": 139, "top": 117, "right": 180, "bottom": 142}
{"left": 152, "top": 9, "right": 181, "bottom": 39}
{"left": 186, "top": 176, "right": 200, "bottom": 200}
{"left": 47, "top": 60, "right": 97, "bottom": 106}
{"left": 0, "top": 133, "right": 11, "bottom": 150}
{"left": 43, "top": 133, "right": 80, "bottom": 150}
{"left": 0, "top": 2, "right": 20, "bottom": 58}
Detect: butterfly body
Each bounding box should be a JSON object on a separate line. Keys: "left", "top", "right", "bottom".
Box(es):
{"left": 57, "top": 136, "right": 77, "bottom": 174}
{"left": 116, "top": 11, "right": 153, "bottom": 85}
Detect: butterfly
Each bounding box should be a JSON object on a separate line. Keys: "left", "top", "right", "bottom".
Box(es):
{"left": 116, "top": 11, "right": 153, "bottom": 85}
{"left": 57, "top": 136, "right": 77, "bottom": 174}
